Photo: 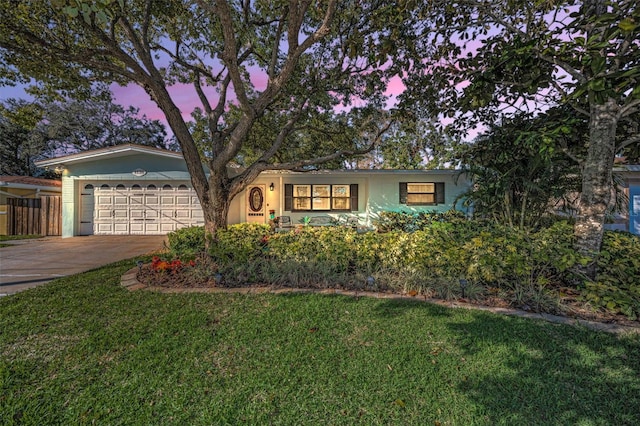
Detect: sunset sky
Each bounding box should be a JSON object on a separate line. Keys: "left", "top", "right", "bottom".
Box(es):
{"left": 1, "top": 73, "right": 408, "bottom": 138}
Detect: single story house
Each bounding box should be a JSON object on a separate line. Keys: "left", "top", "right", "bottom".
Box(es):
{"left": 0, "top": 176, "right": 62, "bottom": 235}
{"left": 34, "top": 144, "right": 471, "bottom": 237}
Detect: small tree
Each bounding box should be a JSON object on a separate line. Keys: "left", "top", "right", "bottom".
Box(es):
{"left": 461, "top": 109, "right": 584, "bottom": 229}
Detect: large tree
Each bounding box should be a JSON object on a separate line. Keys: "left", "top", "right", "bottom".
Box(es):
{"left": 42, "top": 85, "right": 173, "bottom": 153}
{"left": 0, "top": 99, "right": 50, "bottom": 176}
{"left": 396, "top": 0, "right": 640, "bottom": 277}
{"left": 0, "top": 87, "right": 172, "bottom": 175}
{"left": 0, "top": 1, "right": 405, "bottom": 239}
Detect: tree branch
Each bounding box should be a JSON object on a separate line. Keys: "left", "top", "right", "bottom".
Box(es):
{"left": 617, "top": 134, "right": 640, "bottom": 152}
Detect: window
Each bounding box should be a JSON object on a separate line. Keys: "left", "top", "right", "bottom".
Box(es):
{"left": 285, "top": 184, "right": 358, "bottom": 212}
{"left": 116, "top": 184, "right": 126, "bottom": 190}
{"left": 163, "top": 184, "right": 173, "bottom": 190}
{"left": 400, "top": 182, "right": 445, "bottom": 206}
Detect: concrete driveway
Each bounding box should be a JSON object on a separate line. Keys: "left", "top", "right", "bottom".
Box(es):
{"left": 0, "top": 235, "right": 167, "bottom": 296}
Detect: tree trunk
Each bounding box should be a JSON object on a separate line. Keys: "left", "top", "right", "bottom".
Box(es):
{"left": 201, "top": 176, "right": 232, "bottom": 249}
{"left": 574, "top": 98, "right": 618, "bottom": 278}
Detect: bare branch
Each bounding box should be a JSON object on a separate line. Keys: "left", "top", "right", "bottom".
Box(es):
{"left": 619, "top": 98, "right": 640, "bottom": 119}
{"left": 617, "top": 134, "right": 640, "bottom": 152}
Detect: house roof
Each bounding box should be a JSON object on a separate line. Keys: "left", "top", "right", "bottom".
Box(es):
{"left": 258, "top": 168, "right": 463, "bottom": 176}
{"left": 0, "top": 176, "right": 62, "bottom": 189}
{"left": 34, "top": 144, "right": 184, "bottom": 168}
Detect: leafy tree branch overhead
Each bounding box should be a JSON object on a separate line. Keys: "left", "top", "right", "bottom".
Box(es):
{"left": 394, "top": 0, "right": 640, "bottom": 277}
{"left": 0, "top": 0, "right": 406, "bottom": 239}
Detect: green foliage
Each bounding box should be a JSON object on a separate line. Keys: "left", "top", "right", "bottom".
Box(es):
{"left": 373, "top": 209, "right": 467, "bottom": 232}
{"left": 460, "top": 109, "right": 584, "bottom": 229}
{"left": 581, "top": 232, "right": 640, "bottom": 319}
{"left": 208, "top": 223, "right": 272, "bottom": 264}
{"left": 167, "top": 226, "right": 206, "bottom": 259}
{"left": 167, "top": 221, "right": 639, "bottom": 318}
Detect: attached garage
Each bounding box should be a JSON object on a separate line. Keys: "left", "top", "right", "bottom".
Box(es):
{"left": 83, "top": 182, "right": 203, "bottom": 235}
{"left": 35, "top": 144, "right": 207, "bottom": 237}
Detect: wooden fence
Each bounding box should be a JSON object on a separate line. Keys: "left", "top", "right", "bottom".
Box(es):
{"left": 6, "top": 196, "right": 62, "bottom": 236}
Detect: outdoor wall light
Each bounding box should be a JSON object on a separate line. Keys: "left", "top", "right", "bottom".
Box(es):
{"left": 459, "top": 279, "right": 468, "bottom": 298}
{"left": 269, "top": 182, "right": 274, "bottom": 191}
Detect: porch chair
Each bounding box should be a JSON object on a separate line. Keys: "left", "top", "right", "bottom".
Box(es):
{"left": 276, "top": 216, "right": 292, "bottom": 231}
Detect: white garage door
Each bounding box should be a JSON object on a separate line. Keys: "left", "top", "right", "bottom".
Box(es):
{"left": 91, "top": 182, "right": 203, "bottom": 235}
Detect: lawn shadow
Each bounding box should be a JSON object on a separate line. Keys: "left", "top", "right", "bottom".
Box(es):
{"left": 371, "top": 297, "right": 454, "bottom": 319}
{"left": 445, "top": 312, "right": 640, "bottom": 424}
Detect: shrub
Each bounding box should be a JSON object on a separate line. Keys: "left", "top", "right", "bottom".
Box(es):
{"left": 373, "top": 210, "right": 466, "bottom": 232}
{"left": 167, "top": 226, "right": 205, "bottom": 258}
{"left": 208, "top": 223, "right": 271, "bottom": 264}
{"left": 581, "top": 231, "right": 640, "bottom": 319}
{"left": 165, "top": 220, "right": 639, "bottom": 319}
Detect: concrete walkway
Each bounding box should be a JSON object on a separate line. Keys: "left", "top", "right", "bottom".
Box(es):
{"left": 0, "top": 235, "right": 167, "bottom": 296}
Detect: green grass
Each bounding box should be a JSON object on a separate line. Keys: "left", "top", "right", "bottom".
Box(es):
{"left": 0, "top": 234, "right": 42, "bottom": 247}
{"left": 1, "top": 259, "right": 639, "bottom": 425}
{"left": 0, "top": 234, "right": 42, "bottom": 241}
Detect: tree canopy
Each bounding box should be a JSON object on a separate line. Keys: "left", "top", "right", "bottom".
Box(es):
{"left": 0, "top": 85, "right": 172, "bottom": 176}
{"left": 0, "top": 0, "right": 409, "bottom": 236}
{"left": 391, "top": 0, "right": 640, "bottom": 275}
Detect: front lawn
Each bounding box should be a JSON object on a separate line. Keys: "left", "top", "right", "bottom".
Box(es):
{"left": 1, "top": 259, "right": 639, "bottom": 425}
{"left": 0, "top": 234, "right": 42, "bottom": 248}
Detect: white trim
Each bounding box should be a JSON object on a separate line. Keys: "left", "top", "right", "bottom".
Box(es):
{"left": 0, "top": 183, "right": 61, "bottom": 192}
{"left": 35, "top": 144, "right": 183, "bottom": 168}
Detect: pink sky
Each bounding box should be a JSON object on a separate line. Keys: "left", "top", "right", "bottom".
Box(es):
{"left": 109, "top": 73, "right": 407, "bottom": 132}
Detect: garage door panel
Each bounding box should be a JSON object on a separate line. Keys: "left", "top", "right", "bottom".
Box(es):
{"left": 97, "top": 195, "right": 113, "bottom": 206}
{"left": 161, "top": 223, "right": 176, "bottom": 232}
{"left": 97, "top": 209, "right": 112, "bottom": 219}
{"left": 146, "top": 209, "right": 160, "bottom": 219}
{"left": 114, "top": 223, "right": 129, "bottom": 234}
{"left": 114, "top": 195, "right": 129, "bottom": 205}
{"left": 90, "top": 182, "right": 200, "bottom": 235}
{"left": 130, "top": 221, "right": 145, "bottom": 234}
{"left": 145, "top": 222, "right": 160, "bottom": 233}
{"left": 130, "top": 209, "right": 144, "bottom": 219}
{"left": 96, "top": 223, "right": 113, "bottom": 234}
{"left": 161, "top": 196, "right": 175, "bottom": 205}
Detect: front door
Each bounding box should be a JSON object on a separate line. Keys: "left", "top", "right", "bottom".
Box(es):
{"left": 79, "top": 184, "right": 95, "bottom": 235}
{"left": 246, "top": 185, "right": 266, "bottom": 223}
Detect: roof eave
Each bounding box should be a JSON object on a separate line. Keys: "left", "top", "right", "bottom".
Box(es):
{"left": 34, "top": 144, "right": 184, "bottom": 168}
